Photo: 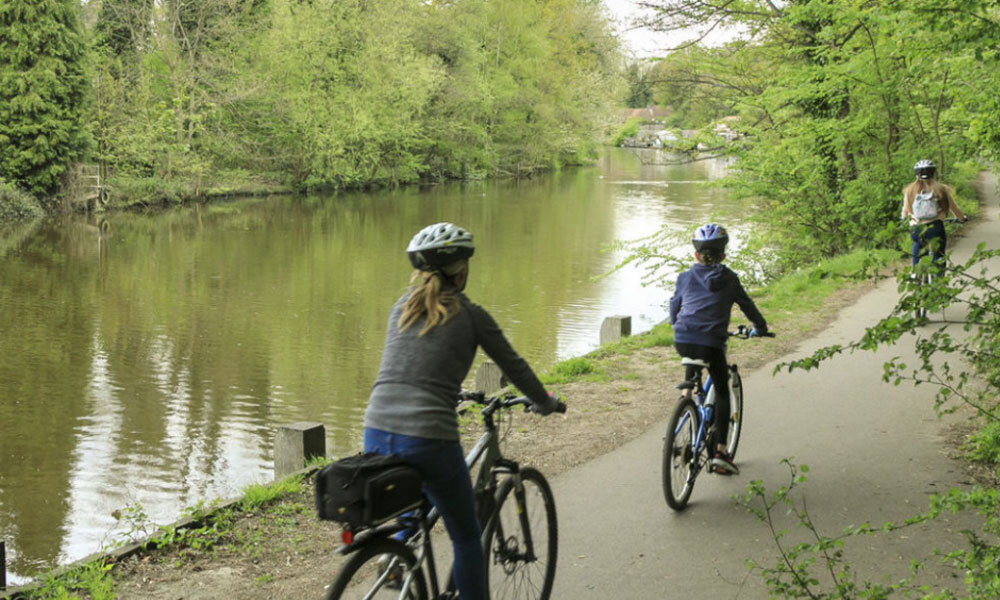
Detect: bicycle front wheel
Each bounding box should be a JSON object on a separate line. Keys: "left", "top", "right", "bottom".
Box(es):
{"left": 483, "top": 467, "right": 558, "bottom": 600}
{"left": 916, "top": 272, "right": 931, "bottom": 319}
{"left": 324, "top": 537, "right": 428, "bottom": 600}
{"left": 663, "top": 398, "right": 699, "bottom": 510}
{"left": 726, "top": 369, "right": 744, "bottom": 458}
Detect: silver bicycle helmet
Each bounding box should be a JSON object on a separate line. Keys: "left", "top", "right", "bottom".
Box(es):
{"left": 913, "top": 159, "right": 936, "bottom": 180}
{"left": 406, "top": 222, "right": 475, "bottom": 271}
{"left": 692, "top": 223, "right": 729, "bottom": 252}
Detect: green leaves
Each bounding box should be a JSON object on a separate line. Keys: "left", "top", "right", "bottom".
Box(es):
{"left": 740, "top": 459, "right": 1000, "bottom": 598}
{"left": 0, "top": 0, "right": 89, "bottom": 197}
{"left": 82, "top": 0, "right": 623, "bottom": 200}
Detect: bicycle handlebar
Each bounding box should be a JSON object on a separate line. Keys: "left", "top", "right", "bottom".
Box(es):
{"left": 729, "top": 324, "right": 775, "bottom": 339}
{"left": 457, "top": 391, "right": 567, "bottom": 416}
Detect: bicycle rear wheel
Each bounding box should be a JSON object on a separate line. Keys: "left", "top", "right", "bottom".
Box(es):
{"left": 483, "top": 467, "right": 557, "bottom": 600}
{"left": 325, "top": 537, "right": 428, "bottom": 600}
{"left": 663, "top": 398, "right": 699, "bottom": 510}
{"left": 726, "top": 368, "right": 744, "bottom": 458}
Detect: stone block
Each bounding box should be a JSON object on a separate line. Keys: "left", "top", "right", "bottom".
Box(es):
{"left": 274, "top": 422, "right": 326, "bottom": 480}
{"left": 600, "top": 315, "right": 632, "bottom": 345}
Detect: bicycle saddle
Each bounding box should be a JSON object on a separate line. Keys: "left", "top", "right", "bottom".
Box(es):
{"left": 680, "top": 357, "right": 710, "bottom": 368}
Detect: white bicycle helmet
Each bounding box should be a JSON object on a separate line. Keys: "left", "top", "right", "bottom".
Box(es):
{"left": 406, "top": 222, "right": 475, "bottom": 271}
{"left": 913, "top": 159, "right": 936, "bottom": 180}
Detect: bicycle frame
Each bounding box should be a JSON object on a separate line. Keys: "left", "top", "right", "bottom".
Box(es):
{"left": 336, "top": 399, "right": 529, "bottom": 598}
{"left": 675, "top": 373, "right": 715, "bottom": 478}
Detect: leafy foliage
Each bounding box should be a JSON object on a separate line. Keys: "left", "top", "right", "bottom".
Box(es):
{"left": 778, "top": 246, "right": 1000, "bottom": 431}
{"left": 0, "top": 0, "right": 90, "bottom": 197}
{"left": 742, "top": 460, "right": 1000, "bottom": 599}
{"left": 83, "top": 0, "right": 624, "bottom": 200}
{"left": 0, "top": 178, "right": 43, "bottom": 220}
{"left": 628, "top": 1, "right": 1000, "bottom": 273}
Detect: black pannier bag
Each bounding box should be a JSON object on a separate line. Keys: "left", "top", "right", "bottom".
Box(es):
{"left": 314, "top": 453, "right": 423, "bottom": 530}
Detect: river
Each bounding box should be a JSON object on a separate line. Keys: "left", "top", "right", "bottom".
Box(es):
{"left": 0, "top": 149, "right": 745, "bottom": 583}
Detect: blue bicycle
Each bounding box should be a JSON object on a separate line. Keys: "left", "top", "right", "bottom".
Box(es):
{"left": 662, "top": 326, "right": 772, "bottom": 510}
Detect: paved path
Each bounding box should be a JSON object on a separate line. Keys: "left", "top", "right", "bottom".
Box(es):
{"left": 551, "top": 173, "right": 1000, "bottom": 599}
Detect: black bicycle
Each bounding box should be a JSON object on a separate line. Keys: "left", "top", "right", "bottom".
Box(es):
{"left": 906, "top": 217, "right": 965, "bottom": 320}
{"left": 662, "top": 326, "right": 773, "bottom": 510}
{"left": 325, "top": 391, "right": 566, "bottom": 600}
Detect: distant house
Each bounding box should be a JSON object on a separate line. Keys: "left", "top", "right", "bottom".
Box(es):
{"left": 622, "top": 105, "right": 672, "bottom": 123}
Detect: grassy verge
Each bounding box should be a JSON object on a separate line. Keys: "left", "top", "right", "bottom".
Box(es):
{"left": 581, "top": 247, "right": 900, "bottom": 367}
{"left": 3, "top": 472, "right": 320, "bottom": 600}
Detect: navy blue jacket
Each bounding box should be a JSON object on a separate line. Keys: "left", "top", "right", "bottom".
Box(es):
{"left": 669, "top": 263, "right": 767, "bottom": 349}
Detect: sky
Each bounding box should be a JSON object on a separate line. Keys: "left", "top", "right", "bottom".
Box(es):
{"left": 602, "top": 0, "right": 666, "bottom": 58}
{"left": 602, "top": 0, "right": 737, "bottom": 58}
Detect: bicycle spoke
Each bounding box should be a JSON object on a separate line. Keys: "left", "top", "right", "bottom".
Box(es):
{"left": 485, "top": 468, "right": 557, "bottom": 599}
{"left": 324, "top": 538, "right": 427, "bottom": 600}
{"left": 663, "top": 399, "right": 698, "bottom": 510}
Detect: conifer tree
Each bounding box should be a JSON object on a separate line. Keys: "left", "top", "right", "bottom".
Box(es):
{"left": 0, "top": 0, "right": 90, "bottom": 197}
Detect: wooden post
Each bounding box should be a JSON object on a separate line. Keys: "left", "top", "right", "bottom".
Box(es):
{"left": 475, "top": 361, "right": 507, "bottom": 394}
{"left": 600, "top": 315, "right": 632, "bottom": 345}
{"left": 274, "top": 422, "right": 326, "bottom": 480}
{"left": 1, "top": 539, "right": 6, "bottom": 589}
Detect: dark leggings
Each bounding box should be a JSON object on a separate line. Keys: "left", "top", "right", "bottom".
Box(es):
{"left": 674, "top": 342, "right": 730, "bottom": 447}
{"left": 910, "top": 219, "right": 946, "bottom": 267}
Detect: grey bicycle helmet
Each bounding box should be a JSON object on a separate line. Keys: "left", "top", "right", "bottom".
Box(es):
{"left": 406, "top": 222, "right": 475, "bottom": 271}
{"left": 914, "top": 159, "right": 936, "bottom": 180}
{"left": 692, "top": 223, "right": 729, "bottom": 252}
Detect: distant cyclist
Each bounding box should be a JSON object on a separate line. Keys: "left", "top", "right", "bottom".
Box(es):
{"left": 901, "top": 159, "right": 967, "bottom": 267}
{"left": 363, "top": 222, "right": 561, "bottom": 600}
{"left": 668, "top": 224, "right": 767, "bottom": 476}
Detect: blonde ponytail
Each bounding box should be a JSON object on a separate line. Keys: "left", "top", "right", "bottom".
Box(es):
{"left": 397, "top": 261, "right": 467, "bottom": 335}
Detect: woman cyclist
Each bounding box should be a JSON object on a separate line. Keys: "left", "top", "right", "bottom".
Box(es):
{"left": 669, "top": 224, "right": 767, "bottom": 476}
{"left": 363, "top": 222, "right": 561, "bottom": 600}
{"left": 901, "top": 159, "right": 967, "bottom": 267}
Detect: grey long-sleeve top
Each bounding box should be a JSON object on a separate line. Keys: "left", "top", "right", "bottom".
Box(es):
{"left": 364, "top": 291, "right": 548, "bottom": 441}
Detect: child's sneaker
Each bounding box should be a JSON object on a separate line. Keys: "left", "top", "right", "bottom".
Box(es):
{"left": 710, "top": 452, "right": 739, "bottom": 476}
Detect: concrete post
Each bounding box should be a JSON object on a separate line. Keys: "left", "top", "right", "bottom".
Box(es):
{"left": 600, "top": 315, "right": 632, "bottom": 345}
{"left": 475, "top": 361, "right": 507, "bottom": 394}
{"left": 274, "top": 422, "right": 326, "bottom": 480}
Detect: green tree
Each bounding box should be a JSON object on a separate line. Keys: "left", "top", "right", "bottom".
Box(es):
{"left": 628, "top": 1, "right": 996, "bottom": 268}
{"left": 0, "top": 0, "right": 90, "bottom": 197}
{"left": 81, "top": 0, "right": 623, "bottom": 201}
{"left": 624, "top": 62, "right": 654, "bottom": 108}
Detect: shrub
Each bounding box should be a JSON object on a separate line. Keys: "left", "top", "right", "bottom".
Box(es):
{"left": 610, "top": 118, "right": 641, "bottom": 147}
{"left": 0, "top": 179, "right": 44, "bottom": 220}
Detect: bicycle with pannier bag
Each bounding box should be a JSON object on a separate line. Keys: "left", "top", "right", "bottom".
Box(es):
{"left": 315, "top": 390, "right": 566, "bottom": 600}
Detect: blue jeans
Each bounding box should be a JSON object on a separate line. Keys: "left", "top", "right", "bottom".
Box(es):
{"left": 910, "top": 220, "right": 946, "bottom": 267}
{"left": 363, "top": 428, "right": 485, "bottom": 600}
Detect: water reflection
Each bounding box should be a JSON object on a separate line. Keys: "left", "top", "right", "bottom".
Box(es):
{"left": 0, "top": 149, "right": 744, "bottom": 582}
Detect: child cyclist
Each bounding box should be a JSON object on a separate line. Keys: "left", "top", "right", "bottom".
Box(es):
{"left": 668, "top": 223, "right": 767, "bottom": 476}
